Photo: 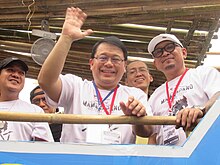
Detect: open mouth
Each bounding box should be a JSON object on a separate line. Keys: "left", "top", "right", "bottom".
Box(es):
{"left": 134, "top": 78, "right": 145, "bottom": 82}
{"left": 100, "top": 69, "right": 116, "bottom": 74}
{"left": 9, "top": 79, "right": 19, "bottom": 84}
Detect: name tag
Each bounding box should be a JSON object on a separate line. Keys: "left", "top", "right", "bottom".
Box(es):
{"left": 163, "top": 125, "right": 179, "bottom": 145}
{"left": 86, "top": 124, "right": 121, "bottom": 144}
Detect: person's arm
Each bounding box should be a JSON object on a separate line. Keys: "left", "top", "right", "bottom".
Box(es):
{"left": 120, "top": 96, "right": 153, "bottom": 137}
{"left": 31, "top": 106, "right": 54, "bottom": 142}
{"left": 148, "top": 134, "right": 157, "bottom": 144}
{"left": 203, "top": 91, "right": 220, "bottom": 115}
{"left": 176, "top": 91, "right": 220, "bottom": 131}
{"left": 133, "top": 125, "right": 153, "bottom": 137}
{"left": 38, "top": 7, "right": 93, "bottom": 103}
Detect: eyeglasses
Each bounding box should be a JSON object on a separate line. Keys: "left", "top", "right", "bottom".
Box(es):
{"left": 94, "top": 55, "right": 124, "bottom": 65}
{"left": 152, "top": 43, "right": 180, "bottom": 58}
{"left": 127, "top": 67, "right": 149, "bottom": 76}
{"left": 32, "top": 97, "right": 46, "bottom": 105}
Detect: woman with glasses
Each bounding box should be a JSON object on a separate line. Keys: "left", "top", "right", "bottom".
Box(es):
{"left": 146, "top": 33, "right": 220, "bottom": 146}
{"left": 38, "top": 7, "right": 153, "bottom": 144}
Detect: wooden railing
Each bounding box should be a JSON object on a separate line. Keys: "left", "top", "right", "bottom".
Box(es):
{"left": 0, "top": 111, "right": 176, "bottom": 125}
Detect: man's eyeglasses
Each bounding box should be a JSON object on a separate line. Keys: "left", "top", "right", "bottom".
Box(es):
{"left": 32, "top": 97, "right": 46, "bottom": 105}
{"left": 127, "top": 67, "right": 149, "bottom": 76}
{"left": 94, "top": 55, "right": 124, "bottom": 65}
{"left": 152, "top": 42, "right": 181, "bottom": 58}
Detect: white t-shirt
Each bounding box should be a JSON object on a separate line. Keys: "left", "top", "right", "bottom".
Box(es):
{"left": 0, "top": 99, "right": 54, "bottom": 142}
{"left": 47, "top": 74, "right": 152, "bottom": 144}
{"left": 149, "top": 66, "right": 220, "bottom": 146}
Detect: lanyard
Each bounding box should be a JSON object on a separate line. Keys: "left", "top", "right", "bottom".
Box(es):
{"left": 93, "top": 81, "right": 118, "bottom": 115}
{"left": 166, "top": 68, "right": 188, "bottom": 112}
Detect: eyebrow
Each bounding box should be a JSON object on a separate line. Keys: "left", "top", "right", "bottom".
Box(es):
{"left": 155, "top": 41, "right": 174, "bottom": 49}
{"left": 31, "top": 91, "right": 45, "bottom": 100}
{"left": 128, "top": 67, "right": 147, "bottom": 70}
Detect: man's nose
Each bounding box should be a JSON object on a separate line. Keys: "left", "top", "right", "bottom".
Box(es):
{"left": 136, "top": 70, "right": 143, "bottom": 76}
{"left": 11, "top": 72, "right": 19, "bottom": 78}
{"left": 38, "top": 99, "right": 46, "bottom": 107}
{"left": 105, "top": 58, "right": 114, "bottom": 65}
{"left": 161, "top": 50, "right": 170, "bottom": 57}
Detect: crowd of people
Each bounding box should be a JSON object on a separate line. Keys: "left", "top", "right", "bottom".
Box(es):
{"left": 0, "top": 7, "right": 220, "bottom": 145}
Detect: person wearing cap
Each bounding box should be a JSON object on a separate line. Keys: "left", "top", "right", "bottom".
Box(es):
{"left": 0, "top": 57, "right": 53, "bottom": 142}
{"left": 38, "top": 7, "right": 153, "bottom": 144}
{"left": 30, "top": 86, "right": 62, "bottom": 142}
{"left": 125, "top": 60, "right": 153, "bottom": 144}
{"left": 146, "top": 33, "right": 220, "bottom": 145}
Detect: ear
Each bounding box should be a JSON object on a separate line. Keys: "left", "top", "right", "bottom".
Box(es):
{"left": 182, "top": 48, "right": 187, "bottom": 59}
{"left": 89, "top": 59, "right": 94, "bottom": 70}
{"left": 149, "top": 73, "right": 153, "bottom": 82}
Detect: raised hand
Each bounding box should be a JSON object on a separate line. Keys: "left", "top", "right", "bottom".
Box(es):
{"left": 62, "top": 7, "right": 93, "bottom": 41}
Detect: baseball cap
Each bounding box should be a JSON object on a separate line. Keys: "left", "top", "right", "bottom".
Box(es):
{"left": 91, "top": 36, "right": 128, "bottom": 60}
{"left": 0, "top": 57, "right": 29, "bottom": 73}
{"left": 148, "top": 34, "right": 183, "bottom": 55}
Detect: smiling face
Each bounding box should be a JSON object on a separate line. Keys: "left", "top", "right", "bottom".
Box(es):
{"left": 126, "top": 61, "right": 153, "bottom": 93}
{"left": 89, "top": 42, "right": 126, "bottom": 90}
{"left": 0, "top": 63, "right": 25, "bottom": 99}
{"left": 153, "top": 41, "right": 187, "bottom": 80}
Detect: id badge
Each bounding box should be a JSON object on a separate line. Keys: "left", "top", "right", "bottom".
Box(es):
{"left": 86, "top": 124, "right": 121, "bottom": 144}
{"left": 102, "top": 129, "right": 121, "bottom": 144}
{"left": 163, "top": 125, "right": 179, "bottom": 145}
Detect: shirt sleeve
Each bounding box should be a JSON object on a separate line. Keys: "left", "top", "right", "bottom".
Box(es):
{"left": 197, "top": 66, "right": 220, "bottom": 98}
{"left": 31, "top": 106, "right": 54, "bottom": 142}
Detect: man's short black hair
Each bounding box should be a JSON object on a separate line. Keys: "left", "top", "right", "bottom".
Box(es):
{"left": 91, "top": 36, "right": 128, "bottom": 60}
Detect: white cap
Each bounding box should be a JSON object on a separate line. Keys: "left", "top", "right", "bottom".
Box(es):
{"left": 148, "top": 34, "right": 183, "bottom": 55}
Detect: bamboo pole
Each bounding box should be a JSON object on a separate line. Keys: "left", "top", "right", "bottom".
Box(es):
{"left": 0, "top": 111, "right": 176, "bottom": 125}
